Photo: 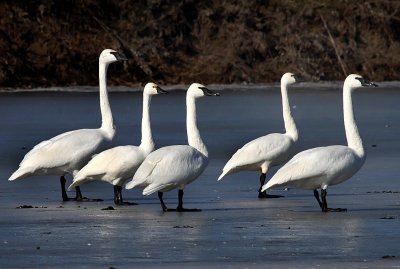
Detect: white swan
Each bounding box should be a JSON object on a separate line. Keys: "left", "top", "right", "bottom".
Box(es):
{"left": 125, "top": 83, "right": 219, "bottom": 212}
{"left": 261, "top": 74, "right": 377, "bottom": 212}
{"left": 218, "top": 72, "right": 302, "bottom": 198}
{"left": 8, "top": 49, "right": 127, "bottom": 201}
{"left": 67, "top": 82, "right": 167, "bottom": 205}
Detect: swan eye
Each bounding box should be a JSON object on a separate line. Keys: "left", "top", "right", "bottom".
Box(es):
{"left": 355, "top": 77, "right": 365, "bottom": 84}
{"left": 156, "top": 86, "right": 168, "bottom": 94}
{"left": 110, "top": 51, "right": 128, "bottom": 61}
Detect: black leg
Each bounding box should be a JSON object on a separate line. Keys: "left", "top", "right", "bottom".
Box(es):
{"left": 158, "top": 192, "right": 168, "bottom": 212}
{"left": 258, "top": 173, "right": 268, "bottom": 198}
{"left": 74, "top": 185, "right": 103, "bottom": 202}
{"left": 176, "top": 189, "right": 201, "bottom": 212}
{"left": 314, "top": 189, "right": 323, "bottom": 209}
{"left": 320, "top": 189, "right": 347, "bottom": 212}
{"left": 114, "top": 185, "right": 122, "bottom": 205}
{"left": 114, "top": 186, "right": 137, "bottom": 206}
{"left": 75, "top": 186, "right": 83, "bottom": 200}
{"left": 60, "top": 176, "right": 69, "bottom": 201}
{"left": 258, "top": 173, "right": 284, "bottom": 199}
{"left": 158, "top": 190, "right": 201, "bottom": 212}
{"left": 60, "top": 175, "right": 103, "bottom": 202}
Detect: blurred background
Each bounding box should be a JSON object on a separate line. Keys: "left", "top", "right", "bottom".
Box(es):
{"left": 0, "top": 0, "right": 399, "bottom": 88}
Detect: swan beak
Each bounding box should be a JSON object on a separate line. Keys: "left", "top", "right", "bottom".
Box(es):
{"left": 292, "top": 74, "right": 304, "bottom": 82}
{"left": 199, "top": 87, "right": 220, "bottom": 96}
{"left": 370, "top": 82, "right": 378, "bottom": 87}
{"left": 156, "top": 86, "right": 168, "bottom": 94}
{"left": 359, "top": 78, "right": 378, "bottom": 87}
{"left": 111, "top": 51, "right": 128, "bottom": 61}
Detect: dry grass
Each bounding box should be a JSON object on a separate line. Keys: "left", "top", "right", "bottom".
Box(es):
{"left": 0, "top": 0, "right": 399, "bottom": 88}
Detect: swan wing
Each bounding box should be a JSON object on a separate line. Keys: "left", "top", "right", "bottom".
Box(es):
{"left": 221, "top": 133, "right": 293, "bottom": 175}
{"left": 71, "top": 146, "right": 145, "bottom": 188}
{"left": 127, "top": 145, "right": 207, "bottom": 192}
{"left": 18, "top": 129, "right": 109, "bottom": 173}
{"left": 263, "top": 145, "right": 359, "bottom": 190}
{"left": 20, "top": 130, "right": 76, "bottom": 163}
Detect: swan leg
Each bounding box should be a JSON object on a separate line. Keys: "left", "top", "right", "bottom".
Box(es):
{"left": 258, "top": 173, "right": 284, "bottom": 199}
{"left": 114, "top": 185, "right": 122, "bottom": 204}
{"left": 60, "top": 176, "right": 103, "bottom": 202}
{"left": 258, "top": 173, "right": 268, "bottom": 198}
{"left": 176, "top": 189, "right": 201, "bottom": 212}
{"left": 75, "top": 186, "right": 83, "bottom": 200}
{"left": 60, "top": 176, "right": 69, "bottom": 201}
{"left": 114, "top": 186, "right": 137, "bottom": 206}
{"left": 75, "top": 186, "right": 103, "bottom": 202}
{"left": 158, "top": 192, "right": 169, "bottom": 212}
{"left": 313, "top": 189, "right": 323, "bottom": 209}
{"left": 321, "top": 189, "right": 347, "bottom": 212}
{"left": 158, "top": 190, "right": 201, "bottom": 212}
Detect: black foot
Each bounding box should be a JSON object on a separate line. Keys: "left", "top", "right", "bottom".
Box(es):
{"left": 75, "top": 197, "right": 104, "bottom": 202}
{"left": 318, "top": 189, "right": 346, "bottom": 212}
{"left": 163, "top": 207, "right": 202, "bottom": 212}
{"left": 62, "top": 196, "right": 104, "bottom": 202}
{"left": 177, "top": 206, "right": 201, "bottom": 212}
{"left": 322, "top": 207, "right": 347, "bottom": 212}
{"left": 258, "top": 191, "right": 284, "bottom": 199}
{"left": 115, "top": 201, "right": 138, "bottom": 206}
{"left": 72, "top": 186, "right": 103, "bottom": 202}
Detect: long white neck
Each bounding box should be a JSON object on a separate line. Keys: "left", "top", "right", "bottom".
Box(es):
{"left": 281, "top": 82, "right": 298, "bottom": 141}
{"left": 343, "top": 86, "right": 365, "bottom": 157}
{"left": 139, "top": 93, "right": 155, "bottom": 154}
{"left": 99, "top": 62, "right": 115, "bottom": 136}
{"left": 186, "top": 96, "right": 208, "bottom": 157}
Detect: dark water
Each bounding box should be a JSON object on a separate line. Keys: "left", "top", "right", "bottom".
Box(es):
{"left": 0, "top": 87, "right": 399, "bottom": 268}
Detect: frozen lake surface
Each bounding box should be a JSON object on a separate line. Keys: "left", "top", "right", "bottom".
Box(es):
{"left": 0, "top": 85, "right": 399, "bottom": 268}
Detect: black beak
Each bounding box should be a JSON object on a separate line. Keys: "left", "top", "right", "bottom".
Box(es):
{"left": 111, "top": 51, "right": 128, "bottom": 61}
{"left": 356, "top": 77, "right": 378, "bottom": 87}
{"left": 199, "top": 86, "right": 220, "bottom": 96}
{"left": 292, "top": 74, "right": 304, "bottom": 82}
{"left": 156, "top": 86, "right": 168, "bottom": 94}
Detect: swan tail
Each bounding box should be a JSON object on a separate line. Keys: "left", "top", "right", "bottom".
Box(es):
{"left": 218, "top": 164, "right": 239, "bottom": 181}
{"left": 261, "top": 177, "right": 283, "bottom": 192}
{"left": 125, "top": 179, "right": 140, "bottom": 190}
{"left": 68, "top": 179, "right": 83, "bottom": 191}
{"left": 8, "top": 167, "right": 33, "bottom": 181}
{"left": 261, "top": 181, "right": 273, "bottom": 192}
{"left": 143, "top": 183, "right": 173, "bottom": 196}
{"left": 217, "top": 170, "right": 230, "bottom": 181}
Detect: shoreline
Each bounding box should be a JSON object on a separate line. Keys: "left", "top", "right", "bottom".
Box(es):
{"left": 0, "top": 81, "right": 399, "bottom": 93}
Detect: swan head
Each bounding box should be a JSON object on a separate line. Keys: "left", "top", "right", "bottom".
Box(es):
{"left": 187, "top": 83, "right": 220, "bottom": 98}
{"left": 144, "top": 82, "right": 168, "bottom": 95}
{"left": 99, "top": 49, "right": 128, "bottom": 64}
{"left": 281, "top": 72, "right": 303, "bottom": 85}
{"left": 345, "top": 74, "right": 378, "bottom": 89}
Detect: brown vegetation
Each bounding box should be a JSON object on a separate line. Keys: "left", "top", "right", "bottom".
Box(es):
{"left": 0, "top": 0, "right": 399, "bottom": 88}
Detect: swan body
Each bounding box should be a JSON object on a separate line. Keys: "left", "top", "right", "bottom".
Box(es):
{"left": 218, "top": 133, "right": 295, "bottom": 178}
{"left": 9, "top": 49, "right": 126, "bottom": 201}
{"left": 125, "top": 83, "right": 219, "bottom": 212}
{"left": 262, "top": 74, "right": 377, "bottom": 212}
{"left": 68, "top": 83, "right": 167, "bottom": 204}
{"left": 262, "top": 145, "right": 364, "bottom": 190}
{"left": 126, "top": 145, "right": 208, "bottom": 195}
{"left": 218, "top": 72, "right": 302, "bottom": 198}
{"left": 10, "top": 128, "right": 114, "bottom": 179}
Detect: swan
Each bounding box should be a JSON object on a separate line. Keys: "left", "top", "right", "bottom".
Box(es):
{"left": 125, "top": 83, "right": 219, "bottom": 212}
{"left": 261, "top": 74, "right": 377, "bottom": 212}
{"left": 218, "top": 72, "right": 302, "bottom": 198}
{"left": 8, "top": 49, "right": 127, "bottom": 201}
{"left": 67, "top": 82, "right": 167, "bottom": 205}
